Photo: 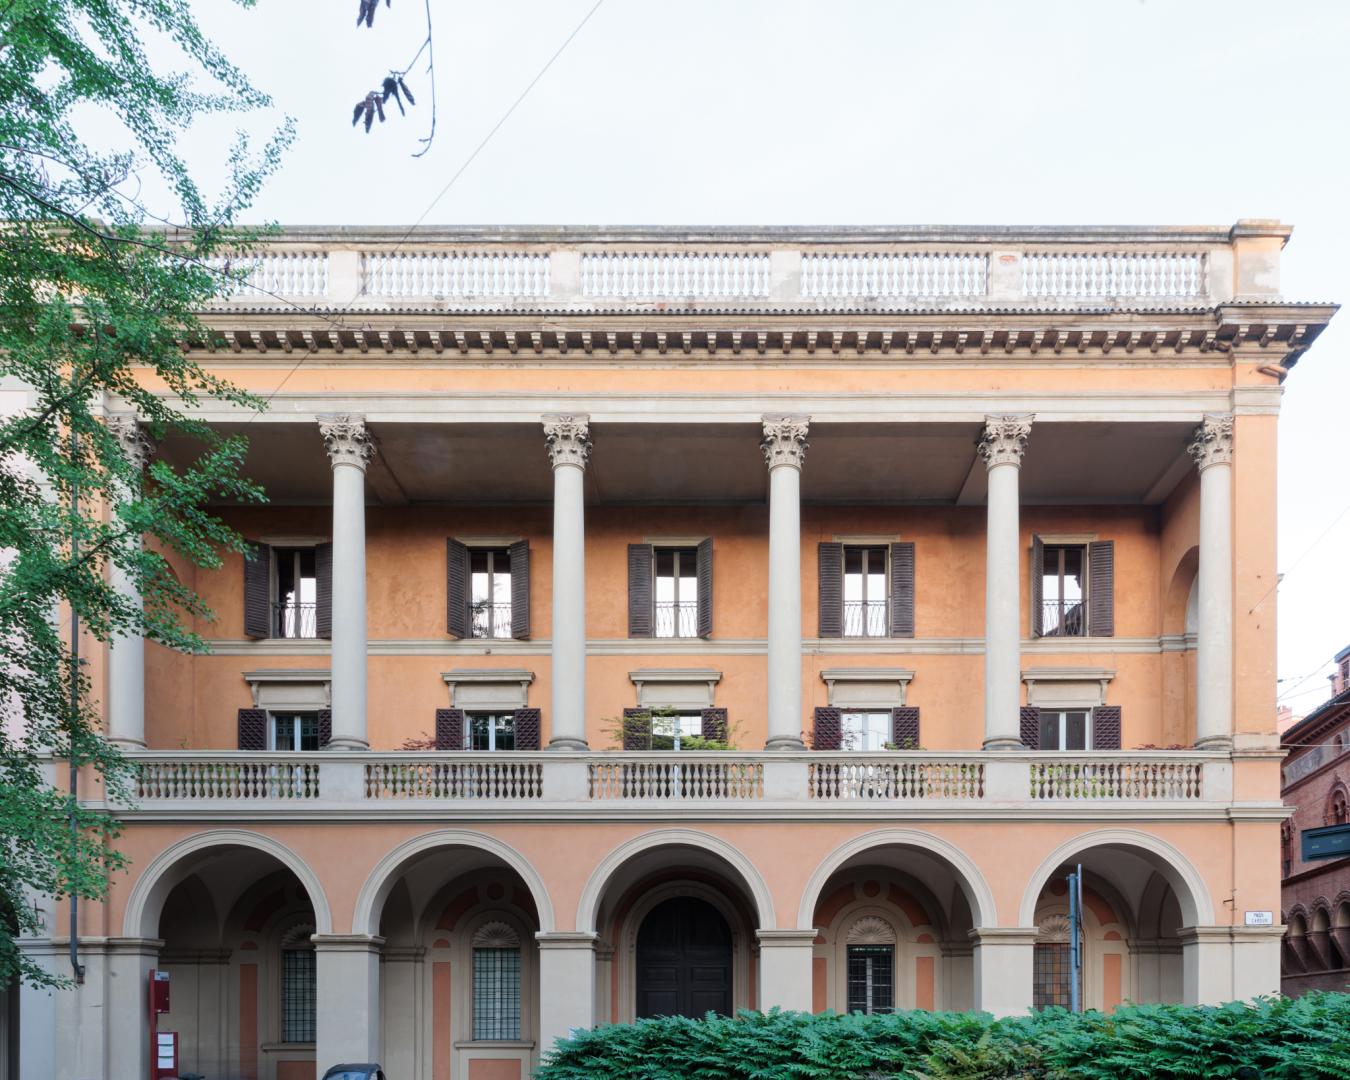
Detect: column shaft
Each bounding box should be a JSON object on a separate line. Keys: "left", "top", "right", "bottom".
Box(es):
{"left": 314, "top": 935, "right": 382, "bottom": 1071}
{"left": 970, "top": 928, "right": 1036, "bottom": 1016}
{"left": 756, "top": 931, "right": 816, "bottom": 1011}
{"left": 537, "top": 934, "right": 596, "bottom": 1051}
{"left": 1190, "top": 415, "right": 1234, "bottom": 748}
{"left": 107, "top": 555, "right": 145, "bottom": 748}
{"left": 763, "top": 416, "right": 809, "bottom": 751}
{"left": 544, "top": 416, "right": 591, "bottom": 750}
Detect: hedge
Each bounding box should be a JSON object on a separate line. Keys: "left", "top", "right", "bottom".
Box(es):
{"left": 535, "top": 994, "right": 1350, "bottom": 1080}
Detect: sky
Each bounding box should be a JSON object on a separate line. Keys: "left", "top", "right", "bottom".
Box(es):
{"left": 152, "top": 0, "right": 1349, "bottom": 711}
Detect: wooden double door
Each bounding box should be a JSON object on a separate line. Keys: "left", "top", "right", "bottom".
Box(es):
{"left": 635, "top": 896, "right": 733, "bottom": 1019}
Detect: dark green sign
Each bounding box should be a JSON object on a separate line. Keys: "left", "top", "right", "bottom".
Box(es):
{"left": 1302, "top": 823, "right": 1350, "bottom": 861}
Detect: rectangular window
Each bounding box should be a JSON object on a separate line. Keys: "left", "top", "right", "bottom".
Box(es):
{"left": 473, "top": 947, "right": 522, "bottom": 1040}
{"left": 467, "top": 712, "right": 516, "bottom": 752}
{"left": 1038, "top": 710, "right": 1090, "bottom": 751}
{"left": 653, "top": 547, "right": 700, "bottom": 639}
{"left": 273, "top": 547, "right": 317, "bottom": 638}
{"left": 846, "top": 945, "right": 894, "bottom": 1014}
{"left": 272, "top": 712, "right": 320, "bottom": 752}
{"left": 1032, "top": 942, "right": 1071, "bottom": 1010}
{"left": 843, "top": 546, "right": 888, "bottom": 638}
{"left": 281, "top": 947, "right": 317, "bottom": 1042}
{"left": 470, "top": 548, "right": 513, "bottom": 639}
{"left": 841, "top": 711, "right": 891, "bottom": 752}
{"left": 650, "top": 711, "right": 703, "bottom": 751}
{"left": 1041, "top": 545, "right": 1087, "bottom": 637}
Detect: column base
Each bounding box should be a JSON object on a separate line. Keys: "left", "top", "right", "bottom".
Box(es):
{"left": 547, "top": 737, "right": 590, "bottom": 751}
{"left": 764, "top": 735, "right": 806, "bottom": 752}
{"left": 324, "top": 737, "right": 370, "bottom": 751}
{"left": 1193, "top": 735, "right": 1232, "bottom": 751}
{"left": 982, "top": 737, "right": 1024, "bottom": 751}
{"left": 108, "top": 737, "right": 147, "bottom": 750}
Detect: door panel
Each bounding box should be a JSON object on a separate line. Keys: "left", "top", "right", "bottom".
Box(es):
{"left": 636, "top": 896, "right": 732, "bottom": 1019}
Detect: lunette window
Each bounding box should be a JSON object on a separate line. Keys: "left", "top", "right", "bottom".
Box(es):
{"left": 467, "top": 711, "right": 516, "bottom": 752}
{"left": 843, "top": 546, "right": 888, "bottom": 638}
{"left": 1038, "top": 710, "right": 1091, "bottom": 751}
{"left": 846, "top": 945, "right": 894, "bottom": 1014}
{"left": 272, "top": 712, "right": 320, "bottom": 752}
{"left": 273, "top": 547, "right": 317, "bottom": 639}
{"left": 654, "top": 547, "right": 700, "bottom": 639}
{"left": 1041, "top": 544, "right": 1086, "bottom": 637}
{"left": 470, "top": 548, "right": 513, "bottom": 639}
{"left": 841, "top": 710, "right": 891, "bottom": 752}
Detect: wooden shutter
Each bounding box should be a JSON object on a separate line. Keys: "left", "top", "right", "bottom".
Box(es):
{"left": 1019, "top": 705, "right": 1041, "bottom": 749}
{"left": 1088, "top": 540, "right": 1115, "bottom": 637}
{"left": 627, "top": 544, "right": 653, "bottom": 638}
{"left": 317, "top": 708, "right": 332, "bottom": 748}
{"left": 509, "top": 540, "right": 530, "bottom": 640}
{"left": 891, "top": 707, "right": 921, "bottom": 749}
{"left": 622, "top": 708, "right": 652, "bottom": 750}
{"left": 314, "top": 542, "right": 333, "bottom": 639}
{"left": 1030, "top": 535, "right": 1045, "bottom": 638}
{"left": 435, "top": 708, "right": 465, "bottom": 751}
{"left": 513, "top": 708, "right": 542, "bottom": 751}
{"left": 237, "top": 707, "right": 267, "bottom": 750}
{"left": 1092, "top": 705, "right": 1122, "bottom": 750}
{"left": 890, "top": 541, "right": 915, "bottom": 638}
{"left": 818, "top": 542, "right": 843, "bottom": 638}
{"left": 696, "top": 537, "right": 714, "bottom": 639}
{"left": 243, "top": 542, "right": 271, "bottom": 639}
{"left": 813, "top": 706, "right": 842, "bottom": 751}
{"left": 446, "top": 538, "right": 469, "bottom": 638}
{"left": 700, "top": 707, "right": 728, "bottom": 744}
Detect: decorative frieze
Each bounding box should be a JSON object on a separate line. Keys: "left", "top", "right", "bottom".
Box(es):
{"left": 1187, "top": 413, "right": 1234, "bottom": 471}
{"left": 106, "top": 414, "right": 154, "bottom": 471}
{"left": 977, "top": 415, "right": 1033, "bottom": 469}
{"left": 318, "top": 414, "right": 376, "bottom": 470}
{"left": 761, "top": 415, "right": 810, "bottom": 470}
{"left": 542, "top": 414, "right": 592, "bottom": 470}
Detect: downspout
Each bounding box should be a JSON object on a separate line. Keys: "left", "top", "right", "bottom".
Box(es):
{"left": 68, "top": 430, "right": 84, "bottom": 984}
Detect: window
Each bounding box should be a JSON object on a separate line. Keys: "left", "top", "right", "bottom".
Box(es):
{"left": 841, "top": 711, "right": 891, "bottom": 752}
{"left": 651, "top": 711, "right": 703, "bottom": 750}
{"left": 1033, "top": 942, "right": 1071, "bottom": 1009}
{"left": 1041, "top": 545, "right": 1086, "bottom": 637}
{"left": 467, "top": 711, "right": 516, "bottom": 752}
{"left": 653, "top": 547, "right": 700, "bottom": 639}
{"left": 273, "top": 547, "right": 317, "bottom": 638}
{"left": 281, "top": 937, "right": 317, "bottom": 1043}
{"left": 470, "top": 548, "right": 513, "bottom": 639}
{"left": 272, "top": 712, "right": 320, "bottom": 752}
{"left": 472, "top": 923, "right": 522, "bottom": 1041}
{"left": 1039, "top": 710, "right": 1090, "bottom": 751}
{"left": 846, "top": 945, "right": 895, "bottom": 1014}
{"left": 843, "top": 546, "right": 888, "bottom": 638}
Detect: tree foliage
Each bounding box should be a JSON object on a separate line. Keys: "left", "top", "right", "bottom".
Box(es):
{"left": 0, "top": 0, "right": 291, "bottom": 987}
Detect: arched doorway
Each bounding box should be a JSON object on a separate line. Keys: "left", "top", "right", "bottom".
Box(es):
{"left": 636, "top": 896, "right": 732, "bottom": 1019}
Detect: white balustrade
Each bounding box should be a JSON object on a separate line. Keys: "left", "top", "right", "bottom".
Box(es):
{"left": 365, "top": 756, "right": 543, "bottom": 799}
{"left": 1027, "top": 757, "right": 1204, "bottom": 800}
{"left": 588, "top": 756, "right": 764, "bottom": 800}
{"left": 362, "top": 251, "right": 550, "bottom": 299}
{"left": 136, "top": 756, "right": 320, "bottom": 799}
{"left": 580, "top": 252, "right": 771, "bottom": 299}
{"left": 800, "top": 252, "right": 988, "bottom": 303}
{"left": 809, "top": 758, "right": 985, "bottom": 800}
{"left": 206, "top": 251, "right": 329, "bottom": 298}
{"left": 1021, "top": 251, "right": 1206, "bottom": 300}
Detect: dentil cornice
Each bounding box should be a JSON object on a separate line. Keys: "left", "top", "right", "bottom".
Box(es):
{"left": 1187, "top": 413, "right": 1234, "bottom": 471}
{"left": 318, "top": 414, "right": 376, "bottom": 470}
{"left": 542, "top": 414, "right": 592, "bottom": 470}
{"left": 761, "top": 415, "right": 810, "bottom": 470}
{"left": 977, "top": 414, "right": 1033, "bottom": 469}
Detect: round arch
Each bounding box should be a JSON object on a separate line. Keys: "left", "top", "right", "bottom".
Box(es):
{"left": 795, "top": 829, "right": 998, "bottom": 930}
{"left": 122, "top": 829, "right": 332, "bottom": 939}
{"left": 576, "top": 829, "right": 775, "bottom": 934}
{"left": 1018, "top": 829, "right": 1214, "bottom": 927}
{"left": 352, "top": 829, "right": 555, "bottom": 936}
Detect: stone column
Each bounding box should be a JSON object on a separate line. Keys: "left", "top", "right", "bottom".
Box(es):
{"left": 755, "top": 930, "right": 817, "bottom": 1011}
{"left": 536, "top": 932, "right": 596, "bottom": 1051}
{"left": 978, "top": 416, "right": 1032, "bottom": 750}
{"left": 16, "top": 940, "right": 59, "bottom": 1080}
{"left": 105, "top": 937, "right": 162, "bottom": 1077}
{"left": 970, "top": 928, "right": 1036, "bottom": 1016}
{"left": 1188, "top": 414, "right": 1234, "bottom": 749}
{"left": 1179, "top": 926, "right": 1233, "bottom": 1004}
{"left": 762, "top": 416, "right": 810, "bottom": 751}
{"left": 544, "top": 416, "right": 592, "bottom": 750}
{"left": 319, "top": 415, "right": 375, "bottom": 750}
{"left": 106, "top": 416, "right": 153, "bottom": 748}
{"left": 314, "top": 934, "right": 383, "bottom": 1070}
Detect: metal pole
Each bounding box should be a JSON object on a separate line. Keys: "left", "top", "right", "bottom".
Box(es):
{"left": 1068, "top": 863, "right": 1082, "bottom": 1012}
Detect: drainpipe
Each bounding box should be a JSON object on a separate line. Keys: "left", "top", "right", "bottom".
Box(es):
{"left": 68, "top": 430, "right": 84, "bottom": 984}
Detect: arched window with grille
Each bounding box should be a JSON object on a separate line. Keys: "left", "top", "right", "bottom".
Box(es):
{"left": 845, "top": 916, "right": 896, "bottom": 1015}
{"left": 472, "top": 921, "right": 522, "bottom": 1040}
{"left": 279, "top": 924, "right": 316, "bottom": 1044}
{"left": 1033, "top": 915, "right": 1073, "bottom": 1010}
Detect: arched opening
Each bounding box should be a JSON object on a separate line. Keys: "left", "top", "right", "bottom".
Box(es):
{"left": 636, "top": 896, "right": 732, "bottom": 1018}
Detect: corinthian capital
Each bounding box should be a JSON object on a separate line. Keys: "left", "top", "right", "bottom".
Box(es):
{"left": 106, "top": 415, "right": 154, "bottom": 471}
{"left": 1187, "top": 413, "right": 1234, "bottom": 471}
{"left": 318, "top": 414, "right": 375, "bottom": 470}
{"left": 543, "top": 414, "right": 592, "bottom": 470}
{"left": 761, "top": 415, "right": 810, "bottom": 470}
{"left": 977, "top": 415, "right": 1033, "bottom": 470}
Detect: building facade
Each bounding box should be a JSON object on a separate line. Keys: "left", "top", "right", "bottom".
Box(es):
{"left": 1280, "top": 646, "right": 1350, "bottom": 996}
{"left": 11, "top": 223, "right": 1337, "bottom": 1080}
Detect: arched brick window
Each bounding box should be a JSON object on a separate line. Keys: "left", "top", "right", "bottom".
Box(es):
{"left": 1328, "top": 784, "right": 1349, "bottom": 827}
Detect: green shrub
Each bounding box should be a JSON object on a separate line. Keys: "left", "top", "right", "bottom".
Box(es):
{"left": 534, "top": 994, "right": 1350, "bottom": 1080}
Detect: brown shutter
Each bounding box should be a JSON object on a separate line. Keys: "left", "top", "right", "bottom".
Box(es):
{"left": 1020, "top": 705, "right": 1041, "bottom": 749}
{"left": 435, "top": 708, "right": 465, "bottom": 751}
{"left": 696, "top": 537, "right": 714, "bottom": 639}
{"left": 243, "top": 542, "right": 271, "bottom": 639}
{"left": 818, "top": 542, "right": 843, "bottom": 638}
{"left": 237, "top": 707, "right": 267, "bottom": 750}
{"left": 1030, "top": 535, "right": 1045, "bottom": 638}
{"left": 316, "top": 709, "right": 332, "bottom": 748}
{"left": 1088, "top": 540, "right": 1115, "bottom": 637}
{"left": 891, "top": 707, "right": 921, "bottom": 749}
{"left": 813, "top": 706, "right": 842, "bottom": 751}
{"left": 509, "top": 540, "right": 530, "bottom": 640}
{"left": 700, "top": 707, "right": 728, "bottom": 744}
{"left": 622, "top": 708, "right": 652, "bottom": 750}
{"left": 446, "top": 538, "right": 469, "bottom": 638}
{"left": 627, "top": 544, "right": 653, "bottom": 638}
{"left": 513, "top": 708, "right": 542, "bottom": 751}
{"left": 314, "top": 542, "right": 333, "bottom": 639}
{"left": 890, "top": 541, "right": 915, "bottom": 638}
{"left": 1092, "top": 705, "right": 1121, "bottom": 750}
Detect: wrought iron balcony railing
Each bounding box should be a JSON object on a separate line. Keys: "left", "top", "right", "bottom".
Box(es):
{"left": 654, "top": 600, "right": 698, "bottom": 639}
{"left": 272, "top": 600, "right": 317, "bottom": 639}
